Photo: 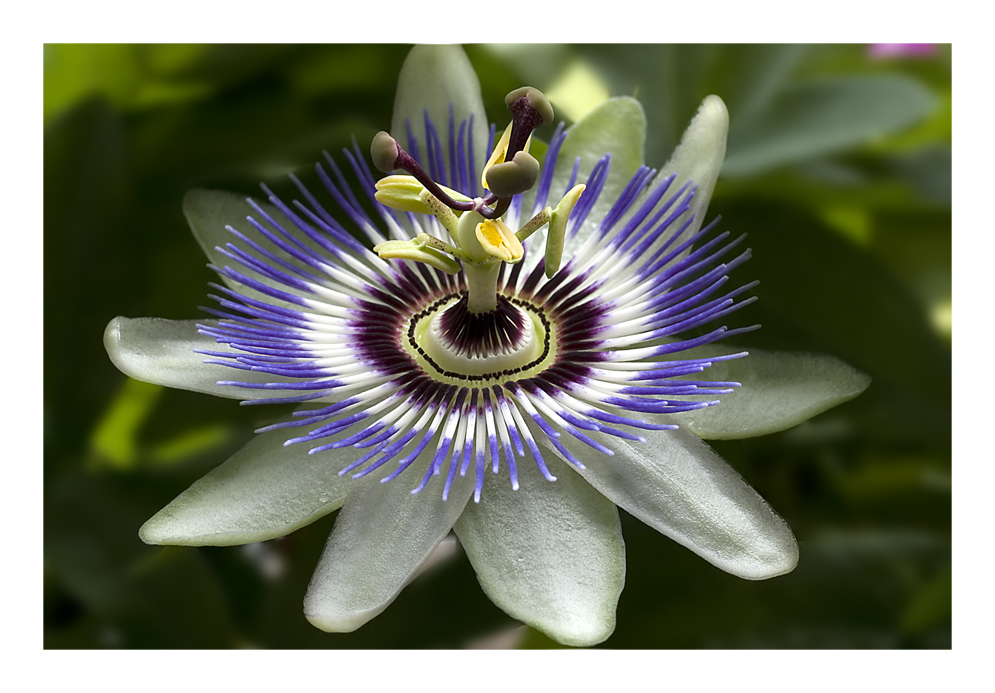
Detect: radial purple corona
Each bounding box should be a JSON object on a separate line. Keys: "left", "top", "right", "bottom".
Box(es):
{"left": 193, "top": 103, "right": 758, "bottom": 504}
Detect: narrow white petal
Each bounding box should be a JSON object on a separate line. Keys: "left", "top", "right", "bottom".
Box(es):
{"left": 139, "top": 427, "right": 354, "bottom": 546}
{"left": 303, "top": 455, "right": 474, "bottom": 633}
{"left": 455, "top": 455, "right": 624, "bottom": 647}
{"left": 104, "top": 317, "right": 300, "bottom": 399}
{"left": 539, "top": 425, "right": 798, "bottom": 580}
{"left": 651, "top": 95, "right": 729, "bottom": 259}
{"left": 673, "top": 346, "right": 872, "bottom": 439}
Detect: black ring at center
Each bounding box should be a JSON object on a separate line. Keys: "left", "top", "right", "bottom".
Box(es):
{"left": 407, "top": 292, "right": 552, "bottom": 382}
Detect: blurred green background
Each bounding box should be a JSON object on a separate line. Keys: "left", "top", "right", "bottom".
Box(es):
{"left": 44, "top": 44, "right": 951, "bottom": 649}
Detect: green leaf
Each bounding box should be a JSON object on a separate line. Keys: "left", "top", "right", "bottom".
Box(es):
{"left": 715, "top": 199, "right": 950, "bottom": 403}
{"left": 902, "top": 566, "right": 951, "bottom": 634}
{"left": 45, "top": 472, "right": 238, "bottom": 647}
{"left": 706, "top": 45, "right": 811, "bottom": 128}
{"left": 723, "top": 76, "right": 937, "bottom": 177}
{"left": 89, "top": 378, "right": 163, "bottom": 469}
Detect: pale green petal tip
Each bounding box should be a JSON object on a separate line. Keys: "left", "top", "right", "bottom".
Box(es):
{"left": 301, "top": 461, "right": 474, "bottom": 638}
{"left": 138, "top": 505, "right": 308, "bottom": 548}
{"left": 660, "top": 95, "right": 729, "bottom": 245}
{"left": 104, "top": 315, "right": 181, "bottom": 389}
{"left": 104, "top": 315, "right": 186, "bottom": 390}
{"left": 304, "top": 602, "right": 384, "bottom": 634}
{"left": 455, "top": 456, "right": 623, "bottom": 647}
{"left": 667, "top": 94, "right": 729, "bottom": 184}
{"left": 390, "top": 45, "right": 486, "bottom": 167}
{"left": 138, "top": 509, "right": 248, "bottom": 547}
{"left": 104, "top": 316, "right": 127, "bottom": 370}
{"left": 138, "top": 512, "right": 218, "bottom": 547}
{"left": 541, "top": 613, "right": 616, "bottom": 648}
{"left": 303, "top": 537, "right": 459, "bottom": 633}
{"left": 137, "top": 495, "right": 340, "bottom": 548}
{"left": 737, "top": 516, "right": 799, "bottom": 580}
{"left": 104, "top": 316, "right": 229, "bottom": 397}
{"left": 676, "top": 490, "right": 799, "bottom": 581}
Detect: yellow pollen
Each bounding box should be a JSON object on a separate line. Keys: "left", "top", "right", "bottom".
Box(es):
{"left": 481, "top": 123, "right": 533, "bottom": 192}
{"left": 475, "top": 219, "right": 523, "bottom": 263}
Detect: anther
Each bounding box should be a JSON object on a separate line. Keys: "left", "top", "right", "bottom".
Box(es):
{"left": 371, "top": 131, "right": 477, "bottom": 215}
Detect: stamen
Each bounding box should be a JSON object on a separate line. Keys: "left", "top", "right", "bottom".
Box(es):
{"left": 371, "top": 131, "right": 476, "bottom": 215}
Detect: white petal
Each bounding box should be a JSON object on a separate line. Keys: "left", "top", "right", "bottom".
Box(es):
{"left": 183, "top": 188, "right": 318, "bottom": 308}
{"left": 139, "top": 427, "right": 355, "bottom": 546}
{"left": 540, "top": 425, "right": 798, "bottom": 580}
{"left": 674, "top": 346, "right": 872, "bottom": 440}
{"left": 550, "top": 97, "right": 646, "bottom": 244}
{"left": 635, "top": 95, "right": 729, "bottom": 264}
{"left": 455, "top": 455, "right": 624, "bottom": 648}
{"left": 390, "top": 45, "right": 488, "bottom": 187}
{"left": 104, "top": 317, "right": 300, "bottom": 400}
{"left": 303, "top": 456, "right": 474, "bottom": 633}
{"left": 660, "top": 95, "right": 728, "bottom": 243}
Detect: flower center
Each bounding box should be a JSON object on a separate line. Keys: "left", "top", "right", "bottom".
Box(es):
{"left": 406, "top": 292, "right": 554, "bottom": 383}
{"left": 370, "top": 86, "right": 588, "bottom": 316}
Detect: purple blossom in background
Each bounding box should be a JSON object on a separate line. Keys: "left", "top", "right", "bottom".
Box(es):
{"left": 868, "top": 43, "right": 937, "bottom": 59}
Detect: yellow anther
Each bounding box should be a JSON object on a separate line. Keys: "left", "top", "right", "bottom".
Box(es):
{"left": 481, "top": 124, "right": 512, "bottom": 191}
{"left": 481, "top": 124, "right": 533, "bottom": 192}
{"left": 375, "top": 175, "right": 469, "bottom": 214}
{"left": 475, "top": 218, "right": 524, "bottom": 263}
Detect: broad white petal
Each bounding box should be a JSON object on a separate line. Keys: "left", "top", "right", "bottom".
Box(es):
{"left": 104, "top": 317, "right": 299, "bottom": 399}
{"left": 550, "top": 97, "right": 646, "bottom": 246}
{"left": 455, "top": 455, "right": 624, "bottom": 648}
{"left": 674, "top": 346, "right": 872, "bottom": 439}
{"left": 539, "top": 425, "right": 798, "bottom": 580}
{"left": 183, "top": 188, "right": 319, "bottom": 308}
{"left": 139, "top": 427, "right": 354, "bottom": 546}
{"left": 390, "top": 45, "right": 488, "bottom": 185}
{"left": 303, "top": 456, "right": 474, "bottom": 633}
